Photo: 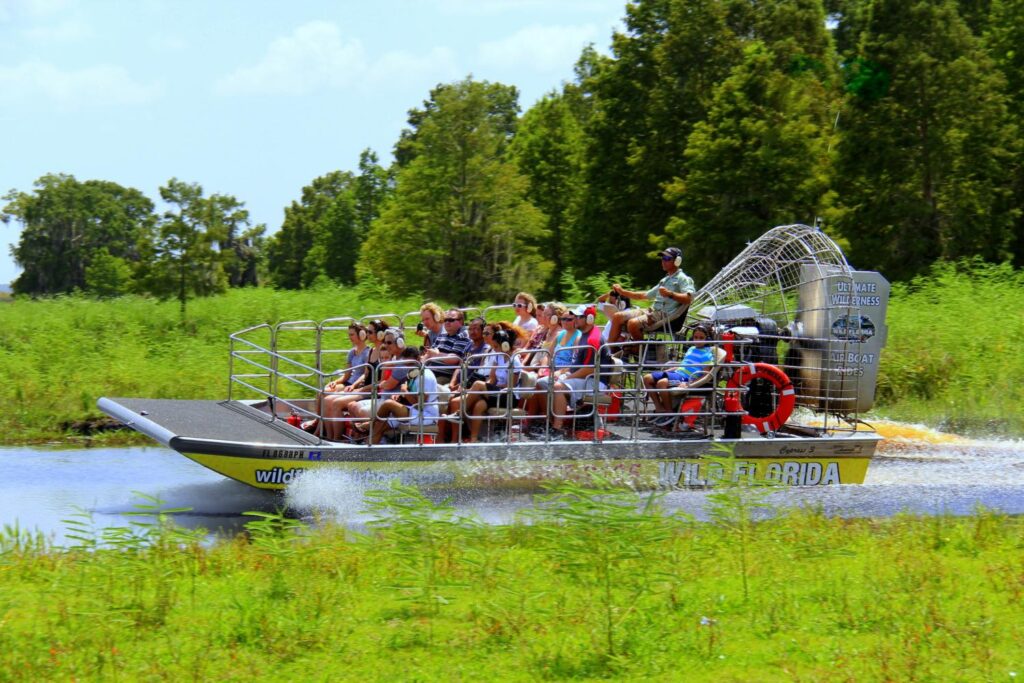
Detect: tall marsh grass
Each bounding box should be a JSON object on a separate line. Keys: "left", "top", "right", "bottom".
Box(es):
{"left": 0, "top": 260, "right": 1021, "bottom": 442}
{"left": 0, "top": 483, "right": 1020, "bottom": 680}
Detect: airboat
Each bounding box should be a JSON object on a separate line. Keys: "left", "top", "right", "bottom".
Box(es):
{"left": 99, "top": 225, "right": 890, "bottom": 490}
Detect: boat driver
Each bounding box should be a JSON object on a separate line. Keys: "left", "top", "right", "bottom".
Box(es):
{"left": 605, "top": 246, "right": 695, "bottom": 344}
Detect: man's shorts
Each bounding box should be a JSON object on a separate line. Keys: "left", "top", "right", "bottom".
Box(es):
{"left": 633, "top": 307, "right": 687, "bottom": 332}
{"left": 560, "top": 376, "right": 608, "bottom": 405}
{"left": 650, "top": 370, "right": 686, "bottom": 387}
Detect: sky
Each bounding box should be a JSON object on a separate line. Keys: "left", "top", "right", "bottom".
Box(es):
{"left": 0, "top": 0, "right": 626, "bottom": 287}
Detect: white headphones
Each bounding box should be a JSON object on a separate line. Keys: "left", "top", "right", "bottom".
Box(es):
{"left": 586, "top": 310, "right": 595, "bottom": 325}
{"left": 616, "top": 298, "right": 627, "bottom": 311}
{"left": 355, "top": 327, "right": 367, "bottom": 341}
{"left": 550, "top": 314, "right": 559, "bottom": 325}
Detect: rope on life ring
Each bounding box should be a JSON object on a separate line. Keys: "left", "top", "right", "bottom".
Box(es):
{"left": 723, "top": 362, "right": 796, "bottom": 433}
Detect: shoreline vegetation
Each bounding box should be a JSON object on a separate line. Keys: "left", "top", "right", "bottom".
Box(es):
{"left": 1, "top": 482, "right": 1021, "bottom": 679}
{"left": 0, "top": 260, "right": 1022, "bottom": 446}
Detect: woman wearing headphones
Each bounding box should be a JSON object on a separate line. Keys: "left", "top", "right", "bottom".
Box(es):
{"left": 463, "top": 326, "right": 523, "bottom": 442}
{"left": 512, "top": 292, "right": 540, "bottom": 333}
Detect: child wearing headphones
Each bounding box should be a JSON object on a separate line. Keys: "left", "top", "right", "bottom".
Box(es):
{"left": 512, "top": 292, "right": 539, "bottom": 333}
{"left": 462, "top": 326, "right": 523, "bottom": 442}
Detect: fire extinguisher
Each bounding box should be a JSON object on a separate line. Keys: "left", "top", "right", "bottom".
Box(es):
{"left": 286, "top": 412, "right": 302, "bottom": 428}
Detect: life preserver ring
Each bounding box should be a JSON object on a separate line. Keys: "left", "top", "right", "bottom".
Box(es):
{"left": 724, "top": 362, "right": 795, "bottom": 433}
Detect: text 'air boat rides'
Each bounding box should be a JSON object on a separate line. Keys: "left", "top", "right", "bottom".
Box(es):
{"left": 100, "top": 225, "right": 890, "bottom": 490}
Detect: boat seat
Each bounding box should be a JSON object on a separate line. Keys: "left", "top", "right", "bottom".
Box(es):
{"left": 486, "top": 370, "right": 536, "bottom": 418}
{"left": 580, "top": 356, "right": 626, "bottom": 406}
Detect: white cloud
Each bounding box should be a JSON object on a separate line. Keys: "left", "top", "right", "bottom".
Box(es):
{"left": 215, "top": 20, "right": 462, "bottom": 97}
{"left": 0, "top": 61, "right": 161, "bottom": 107}
{"left": 479, "top": 24, "right": 599, "bottom": 72}
{"left": 21, "top": 17, "right": 90, "bottom": 42}
{"left": 367, "top": 46, "right": 460, "bottom": 87}
{"left": 214, "top": 20, "right": 367, "bottom": 96}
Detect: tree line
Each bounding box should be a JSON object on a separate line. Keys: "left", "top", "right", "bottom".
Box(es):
{"left": 5, "top": 0, "right": 1022, "bottom": 306}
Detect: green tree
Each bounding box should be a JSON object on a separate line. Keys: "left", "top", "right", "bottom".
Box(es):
{"left": 143, "top": 179, "right": 228, "bottom": 317}
{"left": 268, "top": 171, "right": 363, "bottom": 288}
{"left": 84, "top": 247, "right": 134, "bottom": 298}
{"left": 359, "top": 78, "right": 550, "bottom": 303}
{"left": 2, "top": 174, "right": 154, "bottom": 295}
{"left": 664, "top": 42, "right": 837, "bottom": 284}
{"left": 831, "top": 0, "right": 1019, "bottom": 279}
{"left": 510, "top": 92, "right": 587, "bottom": 296}
{"left": 985, "top": 0, "right": 1024, "bottom": 266}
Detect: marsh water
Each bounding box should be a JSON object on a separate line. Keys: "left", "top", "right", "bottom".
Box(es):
{"left": 2, "top": 422, "right": 1023, "bottom": 544}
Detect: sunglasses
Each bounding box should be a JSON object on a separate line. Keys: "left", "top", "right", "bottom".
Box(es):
{"left": 383, "top": 339, "right": 397, "bottom": 345}
{"left": 512, "top": 302, "right": 527, "bottom": 308}
{"left": 560, "top": 316, "right": 576, "bottom": 322}
{"left": 444, "top": 318, "right": 460, "bottom": 323}
{"left": 661, "top": 255, "right": 673, "bottom": 261}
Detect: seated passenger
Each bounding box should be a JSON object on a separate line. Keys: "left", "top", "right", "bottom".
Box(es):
{"left": 512, "top": 292, "right": 540, "bottom": 333}
{"left": 416, "top": 302, "right": 445, "bottom": 348}
{"left": 606, "top": 247, "right": 695, "bottom": 344}
{"left": 522, "top": 302, "right": 561, "bottom": 370}
{"left": 439, "top": 319, "right": 491, "bottom": 442}
{"left": 531, "top": 305, "right": 613, "bottom": 437}
{"left": 358, "top": 346, "right": 440, "bottom": 445}
{"left": 463, "top": 328, "right": 522, "bottom": 443}
{"left": 312, "top": 323, "right": 369, "bottom": 433}
{"left": 642, "top": 323, "right": 715, "bottom": 426}
{"left": 322, "top": 320, "right": 385, "bottom": 440}
{"left": 597, "top": 290, "right": 631, "bottom": 345}
{"left": 422, "top": 308, "right": 472, "bottom": 383}
{"left": 347, "top": 328, "right": 409, "bottom": 432}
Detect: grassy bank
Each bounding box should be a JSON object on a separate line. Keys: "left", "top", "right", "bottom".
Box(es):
{"left": 1, "top": 484, "right": 1021, "bottom": 680}
{"left": 0, "top": 261, "right": 1021, "bottom": 444}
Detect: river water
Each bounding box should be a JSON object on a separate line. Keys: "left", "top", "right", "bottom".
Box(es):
{"left": 2, "top": 422, "right": 1022, "bottom": 544}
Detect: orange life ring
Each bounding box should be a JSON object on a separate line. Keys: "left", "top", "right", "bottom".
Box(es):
{"left": 724, "top": 362, "right": 795, "bottom": 433}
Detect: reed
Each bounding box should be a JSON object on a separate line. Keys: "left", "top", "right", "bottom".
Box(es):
{"left": 0, "top": 484, "right": 1020, "bottom": 680}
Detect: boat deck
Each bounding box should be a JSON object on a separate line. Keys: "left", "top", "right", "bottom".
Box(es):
{"left": 100, "top": 397, "right": 320, "bottom": 448}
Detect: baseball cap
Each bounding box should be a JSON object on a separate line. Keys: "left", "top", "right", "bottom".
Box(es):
{"left": 572, "top": 305, "right": 596, "bottom": 319}
{"left": 660, "top": 247, "right": 683, "bottom": 261}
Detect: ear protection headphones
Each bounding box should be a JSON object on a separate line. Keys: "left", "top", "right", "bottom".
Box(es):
{"left": 666, "top": 248, "right": 682, "bottom": 268}
{"left": 395, "top": 336, "right": 406, "bottom": 349}
{"left": 407, "top": 367, "right": 420, "bottom": 381}
{"left": 424, "top": 307, "right": 441, "bottom": 323}
{"left": 586, "top": 310, "right": 595, "bottom": 325}
{"left": 616, "top": 298, "right": 628, "bottom": 311}
{"left": 494, "top": 330, "right": 511, "bottom": 353}
{"left": 370, "top": 320, "right": 386, "bottom": 341}
{"left": 550, "top": 314, "right": 559, "bottom": 325}
{"left": 354, "top": 326, "right": 367, "bottom": 341}
{"left": 527, "top": 300, "right": 535, "bottom": 314}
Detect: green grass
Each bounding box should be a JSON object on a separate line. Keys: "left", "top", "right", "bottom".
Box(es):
{"left": 875, "top": 260, "right": 1024, "bottom": 436}
{"left": 0, "top": 260, "right": 1021, "bottom": 444}
{"left": 0, "top": 482, "right": 1020, "bottom": 681}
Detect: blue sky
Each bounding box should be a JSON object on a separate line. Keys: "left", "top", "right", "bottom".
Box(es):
{"left": 0, "top": 0, "right": 625, "bottom": 287}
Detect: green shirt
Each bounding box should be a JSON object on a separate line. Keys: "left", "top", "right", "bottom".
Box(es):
{"left": 646, "top": 269, "right": 695, "bottom": 314}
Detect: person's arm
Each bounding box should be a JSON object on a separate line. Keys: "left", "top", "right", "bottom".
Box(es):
{"left": 657, "top": 287, "right": 693, "bottom": 308}
{"left": 612, "top": 283, "right": 649, "bottom": 300}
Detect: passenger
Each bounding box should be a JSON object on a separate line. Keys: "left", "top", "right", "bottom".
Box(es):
{"left": 531, "top": 305, "right": 614, "bottom": 437}
{"left": 550, "top": 306, "right": 582, "bottom": 373}
{"left": 422, "top": 308, "right": 472, "bottom": 383}
{"left": 642, "top": 323, "right": 715, "bottom": 425}
{"left": 512, "top": 292, "right": 540, "bottom": 333}
{"left": 416, "top": 302, "right": 445, "bottom": 348}
{"left": 347, "top": 328, "right": 409, "bottom": 433}
{"left": 463, "top": 327, "right": 523, "bottom": 443}
{"left": 358, "top": 346, "right": 440, "bottom": 445}
{"left": 597, "top": 290, "right": 631, "bottom": 345}
{"left": 523, "top": 303, "right": 564, "bottom": 374}
{"left": 313, "top": 323, "right": 370, "bottom": 435}
{"left": 606, "top": 247, "right": 695, "bottom": 344}
{"left": 322, "top": 320, "right": 385, "bottom": 440}
{"left": 440, "top": 319, "right": 491, "bottom": 442}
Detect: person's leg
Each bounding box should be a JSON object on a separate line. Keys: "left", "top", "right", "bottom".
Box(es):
{"left": 468, "top": 397, "right": 489, "bottom": 442}
{"left": 654, "top": 378, "right": 672, "bottom": 413}
{"left": 551, "top": 381, "right": 575, "bottom": 430}
{"left": 607, "top": 310, "right": 633, "bottom": 344}
{"left": 370, "top": 400, "right": 408, "bottom": 445}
